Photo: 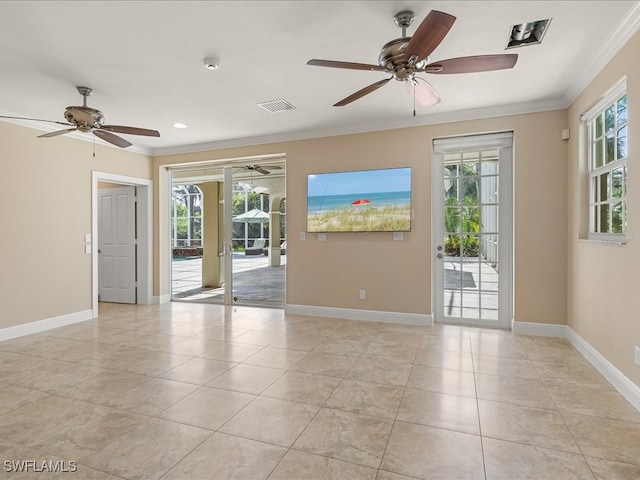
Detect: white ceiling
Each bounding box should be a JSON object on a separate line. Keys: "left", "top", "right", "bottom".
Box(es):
{"left": 1, "top": 1, "right": 638, "bottom": 156}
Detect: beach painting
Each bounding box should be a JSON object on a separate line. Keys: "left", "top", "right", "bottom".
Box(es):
{"left": 307, "top": 167, "right": 412, "bottom": 232}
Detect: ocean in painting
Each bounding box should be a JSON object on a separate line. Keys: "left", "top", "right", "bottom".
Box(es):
{"left": 307, "top": 190, "right": 411, "bottom": 214}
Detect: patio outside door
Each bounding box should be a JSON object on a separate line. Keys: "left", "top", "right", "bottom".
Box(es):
{"left": 433, "top": 132, "right": 513, "bottom": 328}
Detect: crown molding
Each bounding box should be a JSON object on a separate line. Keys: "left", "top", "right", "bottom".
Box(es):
{"left": 151, "top": 97, "right": 566, "bottom": 157}
{"left": 564, "top": 1, "right": 640, "bottom": 105}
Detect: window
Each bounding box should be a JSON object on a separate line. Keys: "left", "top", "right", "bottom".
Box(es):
{"left": 584, "top": 79, "right": 627, "bottom": 241}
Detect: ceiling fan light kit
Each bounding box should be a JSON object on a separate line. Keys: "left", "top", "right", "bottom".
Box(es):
{"left": 0, "top": 86, "right": 160, "bottom": 149}
{"left": 307, "top": 9, "right": 519, "bottom": 110}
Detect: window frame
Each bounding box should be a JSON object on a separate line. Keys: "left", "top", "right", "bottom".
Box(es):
{"left": 581, "top": 78, "right": 627, "bottom": 242}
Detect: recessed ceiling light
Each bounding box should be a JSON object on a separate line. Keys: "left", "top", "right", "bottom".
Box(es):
{"left": 173, "top": 122, "right": 188, "bottom": 129}
{"left": 203, "top": 57, "right": 219, "bottom": 70}
{"left": 506, "top": 19, "right": 551, "bottom": 49}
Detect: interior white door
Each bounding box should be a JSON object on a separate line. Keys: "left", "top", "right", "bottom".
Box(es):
{"left": 99, "top": 186, "right": 137, "bottom": 304}
{"left": 433, "top": 132, "right": 513, "bottom": 328}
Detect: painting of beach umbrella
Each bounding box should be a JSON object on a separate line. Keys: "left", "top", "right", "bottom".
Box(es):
{"left": 351, "top": 199, "right": 371, "bottom": 206}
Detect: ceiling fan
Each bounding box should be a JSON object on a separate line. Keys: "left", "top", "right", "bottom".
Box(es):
{"left": 0, "top": 86, "right": 160, "bottom": 148}
{"left": 307, "top": 9, "right": 518, "bottom": 110}
{"left": 245, "top": 164, "right": 282, "bottom": 175}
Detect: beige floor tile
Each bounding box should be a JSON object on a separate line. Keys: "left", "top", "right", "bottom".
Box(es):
{"left": 200, "top": 342, "right": 264, "bottom": 362}
{"left": 163, "top": 431, "right": 286, "bottom": 480}
{"left": 159, "top": 357, "right": 236, "bottom": 385}
{"left": 361, "top": 343, "right": 418, "bottom": 363}
{"left": 414, "top": 347, "right": 474, "bottom": 372}
{"left": 546, "top": 383, "right": 640, "bottom": 423}
{"left": 420, "top": 328, "right": 471, "bottom": 353}
{"left": 562, "top": 412, "right": 640, "bottom": 465}
{"left": 293, "top": 407, "right": 393, "bottom": 468}
{"left": 270, "top": 449, "right": 378, "bottom": 480}
{"left": 220, "top": 396, "right": 318, "bottom": 447}
{"left": 534, "top": 361, "right": 615, "bottom": 390}
{"left": 61, "top": 370, "right": 152, "bottom": 404}
{"left": 398, "top": 388, "right": 480, "bottom": 434}
{"left": 262, "top": 371, "right": 341, "bottom": 406}
{"left": 155, "top": 336, "right": 225, "bottom": 355}
{"left": 243, "top": 347, "right": 308, "bottom": 370}
{"left": 160, "top": 386, "right": 255, "bottom": 430}
{"left": 0, "top": 395, "right": 147, "bottom": 459}
{"left": 314, "top": 338, "right": 370, "bottom": 356}
{"left": 479, "top": 399, "right": 580, "bottom": 453}
{"left": 406, "top": 365, "right": 476, "bottom": 397}
{"left": 521, "top": 341, "right": 588, "bottom": 364}
{"left": 482, "top": 437, "right": 595, "bottom": 480}
{"left": 381, "top": 421, "right": 484, "bottom": 479}
{"left": 270, "top": 334, "right": 327, "bottom": 351}
{"left": 585, "top": 456, "right": 640, "bottom": 480}
{"left": 207, "top": 363, "right": 285, "bottom": 394}
{"left": 346, "top": 357, "right": 412, "bottom": 387}
{"left": 325, "top": 379, "right": 404, "bottom": 419}
{"left": 0, "top": 384, "right": 49, "bottom": 415}
{"left": 473, "top": 353, "right": 540, "bottom": 380}
{"left": 81, "top": 417, "right": 211, "bottom": 480}
{"left": 81, "top": 347, "right": 192, "bottom": 376}
{"left": 376, "top": 470, "right": 419, "bottom": 480}
{"left": 105, "top": 377, "right": 199, "bottom": 415}
{"left": 197, "top": 325, "right": 250, "bottom": 341}
{"left": 471, "top": 335, "right": 528, "bottom": 359}
{"left": 372, "top": 332, "right": 422, "bottom": 348}
{"left": 0, "top": 355, "right": 67, "bottom": 386}
{"left": 231, "top": 329, "right": 285, "bottom": 346}
{"left": 291, "top": 351, "right": 358, "bottom": 377}
{"left": 20, "top": 363, "right": 107, "bottom": 394}
{"left": 45, "top": 462, "right": 125, "bottom": 479}
{"left": 475, "top": 373, "right": 556, "bottom": 409}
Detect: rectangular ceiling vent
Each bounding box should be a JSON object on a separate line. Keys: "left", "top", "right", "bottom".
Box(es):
{"left": 257, "top": 99, "right": 296, "bottom": 113}
{"left": 506, "top": 18, "right": 551, "bottom": 49}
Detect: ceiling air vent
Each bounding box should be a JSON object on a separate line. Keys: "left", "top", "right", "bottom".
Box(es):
{"left": 506, "top": 18, "right": 551, "bottom": 49}
{"left": 257, "top": 99, "right": 296, "bottom": 113}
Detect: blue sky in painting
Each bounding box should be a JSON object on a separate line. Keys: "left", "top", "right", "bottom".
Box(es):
{"left": 308, "top": 167, "right": 411, "bottom": 196}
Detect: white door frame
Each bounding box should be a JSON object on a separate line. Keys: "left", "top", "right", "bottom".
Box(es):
{"left": 432, "top": 132, "right": 513, "bottom": 329}
{"left": 92, "top": 171, "right": 153, "bottom": 317}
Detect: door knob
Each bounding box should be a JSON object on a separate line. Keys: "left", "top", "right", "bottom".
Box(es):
{"left": 436, "top": 253, "right": 443, "bottom": 259}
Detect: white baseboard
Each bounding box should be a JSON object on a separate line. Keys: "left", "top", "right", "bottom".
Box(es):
{"left": 0, "top": 309, "right": 94, "bottom": 342}
{"left": 285, "top": 304, "right": 433, "bottom": 326}
{"left": 512, "top": 320, "right": 568, "bottom": 337}
{"left": 566, "top": 327, "right": 640, "bottom": 412}
{"left": 153, "top": 294, "right": 172, "bottom": 304}
{"left": 512, "top": 320, "right": 640, "bottom": 412}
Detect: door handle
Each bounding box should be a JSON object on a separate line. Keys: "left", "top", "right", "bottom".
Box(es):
{"left": 436, "top": 253, "right": 443, "bottom": 259}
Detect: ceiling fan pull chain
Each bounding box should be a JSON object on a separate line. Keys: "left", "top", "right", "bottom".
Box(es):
{"left": 93, "top": 135, "right": 96, "bottom": 158}
{"left": 413, "top": 83, "right": 416, "bottom": 117}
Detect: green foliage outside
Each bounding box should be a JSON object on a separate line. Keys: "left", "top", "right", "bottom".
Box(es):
{"left": 444, "top": 196, "right": 480, "bottom": 257}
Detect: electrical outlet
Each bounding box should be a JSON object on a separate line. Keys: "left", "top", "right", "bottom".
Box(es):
{"left": 635, "top": 346, "right": 640, "bottom": 366}
{"left": 359, "top": 289, "right": 366, "bottom": 300}
{"left": 300, "top": 232, "right": 306, "bottom": 241}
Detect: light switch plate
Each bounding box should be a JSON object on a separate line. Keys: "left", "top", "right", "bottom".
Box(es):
{"left": 300, "top": 232, "right": 306, "bottom": 241}
{"left": 393, "top": 232, "right": 403, "bottom": 241}
{"left": 318, "top": 233, "right": 326, "bottom": 241}
{"left": 85, "top": 245, "right": 92, "bottom": 254}
{"left": 84, "top": 233, "right": 91, "bottom": 243}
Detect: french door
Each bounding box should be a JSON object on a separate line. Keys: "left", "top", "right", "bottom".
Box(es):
{"left": 433, "top": 132, "right": 513, "bottom": 328}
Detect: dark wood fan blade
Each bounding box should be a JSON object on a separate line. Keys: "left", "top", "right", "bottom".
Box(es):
{"left": 0, "top": 115, "right": 72, "bottom": 127}
{"left": 93, "top": 129, "right": 132, "bottom": 148}
{"left": 405, "top": 10, "right": 456, "bottom": 63}
{"left": 37, "top": 128, "right": 77, "bottom": 138}
{"left": 307, "top": 59, "right": 389, "bottom": 72}
{"left": 334, "top": 78, "right": 392, "bottom": 107}
{"left": 100, "top": 125, "right": 160, "bottom": 137}
{"left": 255, "top": 166, "right": 270, "bottom": 175}
{"left": 424, "top": 54, "right": 518, "bottom": 74}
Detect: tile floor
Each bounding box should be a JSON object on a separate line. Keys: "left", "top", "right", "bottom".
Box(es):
{"left": 1, "top": 302, "right": 639, "bottom": 479}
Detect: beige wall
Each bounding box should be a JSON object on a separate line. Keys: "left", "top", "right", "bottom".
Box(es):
{"left": 567, "top": 30, "right": 640, "bottom": 386}
{"left": 0, "top": 121, "right": 151, "bottom": 328}
{"left": 154, "top": 109, "right": 568, "bottom": 321}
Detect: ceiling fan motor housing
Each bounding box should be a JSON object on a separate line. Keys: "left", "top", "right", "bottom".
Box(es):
{"left": 379, "top": 38, "right": 427, "bottom": 81}
{"left": 64, "top": 106, "right": 104, "bottom": 131}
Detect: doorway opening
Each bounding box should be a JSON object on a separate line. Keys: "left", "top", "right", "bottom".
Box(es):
{"left": 91, "top": 172, "right": 153, "bottom": 317}
{"left": 432, "top": 132, "right": 513, "bottom": 329}
{"left": 169, "top": 158, "right": 286, "bottom": 308}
